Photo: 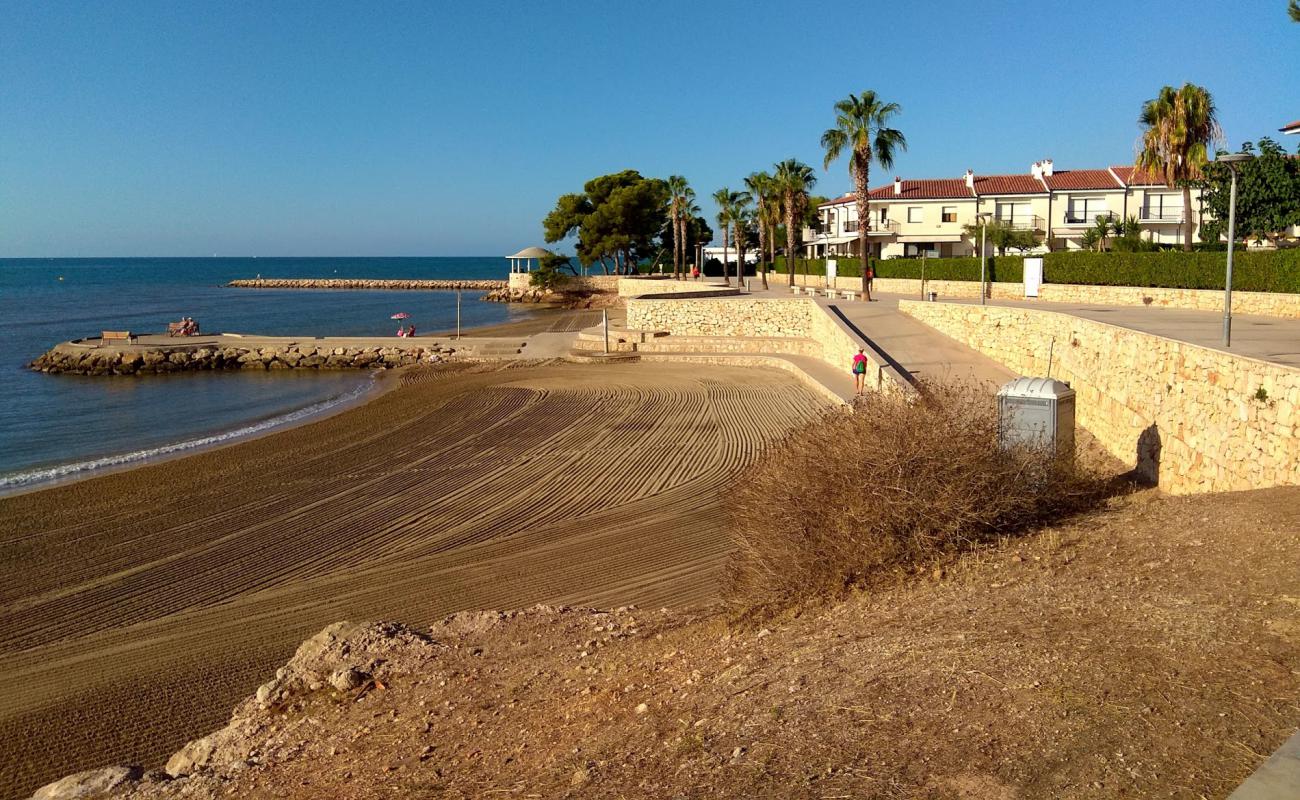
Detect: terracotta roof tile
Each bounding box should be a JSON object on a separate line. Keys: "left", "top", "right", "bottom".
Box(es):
{"left": 866, "top": 179, "right": 973, "bottom": 200}
{"left": 972, "top": 174, "right": 1046, "bottom": 195}
{"left": 1280, "top": 119, "right": 1300, "bottom": 133}
{"left": 1109, "top": 166, "right": 1167, "bottom": 186}
{"left": 817, "top": 193, "right": 856, "bottom": 207}
{"left": 1043, "top": 169, "right": 1124, "bottom": 190}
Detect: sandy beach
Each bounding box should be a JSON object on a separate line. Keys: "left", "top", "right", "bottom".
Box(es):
{"left": 0, "top": 355, "right": 826, "bottom": 797}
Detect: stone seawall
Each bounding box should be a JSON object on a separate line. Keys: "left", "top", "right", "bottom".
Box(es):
{"left": 228, "top": 279, "right": 505, "bottom": 290}
{"left": 899, "top": 299, "right": 1300, "bottom": 495}
{"left": 30, "top": 342, "right": 453, "bottom": 376}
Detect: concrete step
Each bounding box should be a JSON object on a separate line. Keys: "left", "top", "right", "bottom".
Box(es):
{"left": 636, "top": 335, "right": 817, "bottom": 356}
{"left": 566, "top": 350, "right": 641, "bottom": 364}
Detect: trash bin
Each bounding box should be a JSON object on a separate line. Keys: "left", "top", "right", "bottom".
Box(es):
{"left": 997, "top": 377, "right": 1075, "bottom": 453}
{"left": 927, "top": 291, "right": 938, "bottom": 302}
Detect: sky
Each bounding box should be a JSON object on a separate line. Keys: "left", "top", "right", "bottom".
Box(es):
{"left": 2, "top": 0, "right": 1297, "bottom": 257}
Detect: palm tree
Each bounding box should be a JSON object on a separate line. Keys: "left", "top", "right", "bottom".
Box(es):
{"left": 1291, "top": 0, "right": 1300, "bottom": 22}
{"left": 773, "top": 159, "right": 817, "bottom": 287}
{"left": 712, "top": 188, "right": 746, "bottom": 286}
{"left": 1136, "top": 83, "right": 1223, "bottom": 251}
{"left": 732, "top": 193, "right": 753, "bottom": 287}
{"left": 666, "top": 176, "right": 692, "bottom": 279}
{"left": 1092, "top": 216, "right": 1113, "bottom": 252}
{"left": 820, "top": 90, "right": 907, "bottom": 294}
{"left": 745, "top": 171, "right": 776, "bottom": 290}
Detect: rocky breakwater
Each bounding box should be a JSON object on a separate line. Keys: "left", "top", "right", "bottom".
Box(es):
{"left": 483, "top": 285, "right": 561, "bottom": 304}
{"left": 30, "top": 341, "right": 454, "bottom": 376}
{"left": 227, "top": 278, "right": 506, "bottom": 290}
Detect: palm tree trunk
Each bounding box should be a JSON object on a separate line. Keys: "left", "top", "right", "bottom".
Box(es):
{"left": 1181, "top": 184, "right": 1194, "bottom": 251}
{"left": 722, "top": 228, "right": 730, "bottom": 286}
{"left": 785, "top": 198, "right": 796, "bottom": 287}
{"left": 855, "top": 154, "right": 871, "bottom": 296}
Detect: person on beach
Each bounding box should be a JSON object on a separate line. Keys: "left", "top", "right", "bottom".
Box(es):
{"left": 852, "top": 348, "right": 869, "bottom": 395}
{"left": 864, "top": 263, "right": 875, "bottom": 301}
{"left": 396, "top": 326, "right": 406, "bottom": 337}
{"left": 407, "top": 324, "right": 416, "bottom": 337}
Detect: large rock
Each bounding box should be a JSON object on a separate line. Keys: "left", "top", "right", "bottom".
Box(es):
{"left": 165, "top": 734, "right": 217, "bottom": 777}
{"left": 31, "top": 765, "right": 142, "bottom": 799}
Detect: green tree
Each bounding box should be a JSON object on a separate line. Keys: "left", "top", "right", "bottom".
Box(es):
{"left": 529, "top": 253, "right": 577, "bottom": 289}
{"left": 961, "top": 219, "right": 1039, "bottom": 256}
{"left": 1291, "top": 0, "right": 1300, "bottom": 22}
{"left": 774, "top": 159, "right": 817, "bottom": 286}
{"left": 1137, "top": 83, "right": 1224, "bottom": 251}
{"left": 713, "top": 188, "right": 747, "bottom": 286}
{"left": 820, "top": 90, "right": 907, "bottom": 294}
{"left": 666, "top": 176, "right": 695, "bottom": 279}
{"left": 745, "top": 170, "right": 778, "bottom": 289}
{"left": 1112, "top": 216, "right": 1158, "bottom": 252}
{"left": 1200, "top": 138, "right": 1300, "bottom": 245}
{"left": 732, "top": 193, "right": 754, "bottom": 284}
{"left": 1079, "top": 227, "right": 1100, "bottom": 252}
{"left": 543, "top": 170, "right": 670, "bottom": 274}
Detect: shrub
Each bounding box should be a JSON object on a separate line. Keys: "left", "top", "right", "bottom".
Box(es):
{"left": 770, "top": 256, "right": 1023, "bottom": 283}
{"left": 1043, "top": 250, "right": 1300, "bottom": 292}
{"left": 723, "top": 382, "right": 1106, "bottom": 615}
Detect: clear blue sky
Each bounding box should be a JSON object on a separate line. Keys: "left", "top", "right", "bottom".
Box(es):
{"left": 2, "top": 0, "right": 1297, "bottom": 257}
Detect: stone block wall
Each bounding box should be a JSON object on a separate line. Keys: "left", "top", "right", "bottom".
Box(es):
{"left": 899, "top": 300, "right": 1300, "bottom": 494}
{"left": 616, "top": 278, "right": 731, "bottom": 297}
{"left": 30, "top": 342, "right": 452, "bottom": 376}
{"left": 506, "top": 273, "right": 624, "bottom": 292}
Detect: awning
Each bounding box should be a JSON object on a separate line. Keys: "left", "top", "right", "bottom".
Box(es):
{"left": 813, "top": 235, "right": 857, "bottom": 245}
{"left": 897, "top": 234, "right": 965, "bottom": 243}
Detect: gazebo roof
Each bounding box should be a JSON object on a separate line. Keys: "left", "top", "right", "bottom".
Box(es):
{"left": 506, "top": 246, "right": 552, "bottom": 259}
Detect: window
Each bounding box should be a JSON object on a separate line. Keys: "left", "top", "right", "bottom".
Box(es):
{"left": 1144, "top": 194, "right": 1183, "bottom": 220}
{"left": 1068, "top": 197, "right": 1109, "bottom": 223}
{"left": 941, "top": 206, "right": 957, "bottom": 223}
{"left": 879, "top": 208, "right": 889, "bottom": 224}
{"left": 907, "top": 207, "right": 923, "bottom": 223}
{"left": 997, "top": 202, "right": 1033, "bottom": 226}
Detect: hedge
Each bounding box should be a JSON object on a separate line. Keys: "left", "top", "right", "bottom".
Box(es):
{"left": 770, "top": 256, "right": 1023, "bottom": 283}
{"left": 765, "top": 250, "right": 1300, "bottom": 293}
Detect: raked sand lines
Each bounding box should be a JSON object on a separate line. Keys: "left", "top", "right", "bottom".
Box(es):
{"left": 0, "top": 361, "right": 824, "bottom": 798}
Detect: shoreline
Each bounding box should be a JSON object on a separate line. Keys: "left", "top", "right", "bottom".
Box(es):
{"left": 5, "top": 307, "right": 565, "bottom": 498}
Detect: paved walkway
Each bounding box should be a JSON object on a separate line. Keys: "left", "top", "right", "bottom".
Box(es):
{"left": 1229, "top": 728, "right": 1300, "bottom": 799}
{"left": 917, "top": 293, "right": 1300, "bottom": 369}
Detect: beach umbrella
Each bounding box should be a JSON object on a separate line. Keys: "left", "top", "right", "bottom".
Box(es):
{"left": 390, "top": 312, "right": 411, "bottom": 320}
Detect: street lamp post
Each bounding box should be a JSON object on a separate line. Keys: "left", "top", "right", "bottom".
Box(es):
{"left": 976, "top": 212, "right": 992, "bottom": 306}
{"left": 1217, "top": 153, "right": 1254, "bottom": 347}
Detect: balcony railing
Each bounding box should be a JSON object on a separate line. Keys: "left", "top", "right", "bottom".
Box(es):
{"left": 1062, "top": 210, "right": 1118, "bottom": 225}
{"left": 1140, "top": 210, "right": 1185, "bottom": 223}
{"left": 994, "top": 214, "right": 1044, "bottom": 230}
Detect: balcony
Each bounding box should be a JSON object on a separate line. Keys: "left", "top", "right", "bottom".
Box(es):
{"left": 1140, "top": 210, "right": 1185, "bottom": 223}
{"left": 1062, "top": 210, "right": 1118, "bottom": 226}
{"left": 845, "top": 219, "right": 899, "bottom": 235}
{"left": 993, "top": 215, "right": 1044, "bottom": 231}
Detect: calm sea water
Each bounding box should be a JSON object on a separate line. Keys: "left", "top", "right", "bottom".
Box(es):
{"left": 0, "top": 257, "right": 531, "bottom": 491}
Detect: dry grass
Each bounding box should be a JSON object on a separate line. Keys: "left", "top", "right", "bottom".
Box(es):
{"left": 724, "top": 381, "right": 1111, "bottom": 614}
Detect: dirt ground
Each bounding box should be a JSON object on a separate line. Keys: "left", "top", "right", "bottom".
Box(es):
{"left": 91, "top": 484, "right": 1300, "bottom": 800}
{"left": 0, "top": 361, "right": 825, "bottom": 798}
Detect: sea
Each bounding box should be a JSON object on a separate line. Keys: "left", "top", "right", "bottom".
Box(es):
{"left": 0, "top": 257, "right": 533, "bottom": 493}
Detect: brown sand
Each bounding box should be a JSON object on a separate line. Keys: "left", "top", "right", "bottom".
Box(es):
{"left": 0, "top": 360, "right": 825, "bottom": 797}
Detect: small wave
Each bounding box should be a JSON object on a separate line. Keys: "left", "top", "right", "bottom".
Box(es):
{"left": 0, "top": 378, "right": 376, "bottom": 492}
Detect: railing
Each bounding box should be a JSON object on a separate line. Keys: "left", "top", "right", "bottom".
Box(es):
{"left": 1140, "top": 210, "right": 1185, "bottom": 223}
{"left": 1063, "top": 210, "right": 1118, "bottom": 225}
{"left": 994, "top": 215, "right": 1044, "bottom": 230}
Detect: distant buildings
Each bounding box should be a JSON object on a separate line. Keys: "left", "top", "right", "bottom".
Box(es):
{"left": 1281, "top": 119, "right": 1300, "bottom": 136}
{"left": 809, "top": 159, "right": 1206, "bottom": 258}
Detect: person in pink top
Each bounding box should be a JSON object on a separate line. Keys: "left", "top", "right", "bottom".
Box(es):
{"left": 852, "top": 348, "right": 869, "bottom": 395}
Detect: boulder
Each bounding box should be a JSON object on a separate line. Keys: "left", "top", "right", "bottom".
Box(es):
{"left": 31, "top": 765, "right": 142, "bottom": 799}
{"left": 165, "top": 735, "right": 217, "bottom": 778}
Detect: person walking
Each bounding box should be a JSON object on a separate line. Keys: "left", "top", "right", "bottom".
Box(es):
{"left": 852, "top": 348, "right": 869, "bottom": 395}
{"left": 864, "top": 261, "right": 875, "bottom": 301}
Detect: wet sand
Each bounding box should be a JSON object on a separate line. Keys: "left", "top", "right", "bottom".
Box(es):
{"left": 0, "top": 359, "right": 826, "bottom": 797}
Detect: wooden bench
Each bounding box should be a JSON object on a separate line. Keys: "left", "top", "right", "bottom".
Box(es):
{"left": 101, "top": 330, "right": 137, "bottom": 345}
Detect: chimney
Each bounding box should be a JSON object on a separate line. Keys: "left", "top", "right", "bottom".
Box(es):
{"left": 893, "top": 176, "right": 902, "bottom": 195}
{"left": 1042, "top": 159, "right": 1054, "bottom": 177}
{"left": 963, "top": 169, "right": 974, "bottom": 190}
{"left": 1031, "top": 161, "right": 1042, "bottom": 179}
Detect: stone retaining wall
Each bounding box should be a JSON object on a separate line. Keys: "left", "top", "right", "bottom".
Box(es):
{"left": 30, "top": 342, "right": 453, "bottom": 376}
{"left": 770, "top": 271, "right": 1300, "bottom": 318}
{"left": 626, "top": 296, "right": 910, "bottom": 393}
{"left": 898, "top": 300, "right": 1300, "bottom": 494}
{"left": 616, "top": 278, "right": 732, "bottom": 297}
{"left": 505, "top": 273, "right": 627, "bottom": 292}
{"left": 228, "top": 279, "right": 504, "bottom": 291}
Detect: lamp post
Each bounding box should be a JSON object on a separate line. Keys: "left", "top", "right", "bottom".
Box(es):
{"left": 976, "top": 212, "right": 992, "bottom": 305}
{"left": 1217, "top": 152, "right": 1254, "bottom": 347}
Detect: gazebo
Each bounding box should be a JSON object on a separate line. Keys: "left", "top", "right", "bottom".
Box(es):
{"left": 506, "top": 246, "right": 552, "bottom": 274}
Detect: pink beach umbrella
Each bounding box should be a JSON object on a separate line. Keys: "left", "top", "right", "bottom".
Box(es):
{"left": 390, "top": 312, "right": 411, "bottom": 320}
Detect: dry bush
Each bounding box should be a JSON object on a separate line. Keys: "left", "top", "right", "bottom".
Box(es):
{"left": 724, "top": 381, "right": 1109, "bottom": 614}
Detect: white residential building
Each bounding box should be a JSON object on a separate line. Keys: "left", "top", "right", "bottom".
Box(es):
{"left": 808, "top": 159, "right": 1207, "bottom": 259}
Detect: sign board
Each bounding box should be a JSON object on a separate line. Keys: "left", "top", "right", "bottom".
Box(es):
{"left": 826, "top": 259, "right": 838, "bottom": 285}
{"left": 1023, "top": 257, "right": 1043, "bottom": 298}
